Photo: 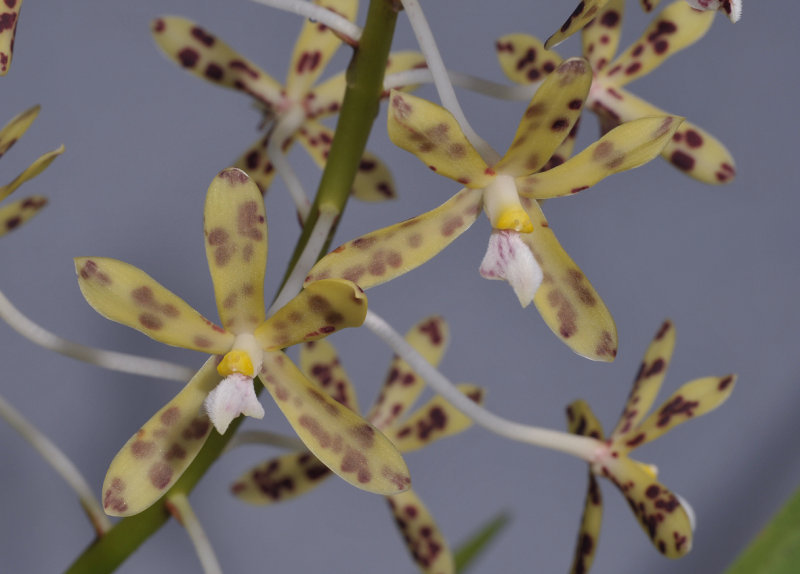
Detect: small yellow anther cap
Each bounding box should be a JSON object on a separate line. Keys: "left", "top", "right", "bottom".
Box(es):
{"left": 634, "top": 460, "right": 659, "bottom": 479}
{"left": 217, "top": 350, "right": 255, "bottom": 377}
{"left": 495, "top": 206, "right": 534, "bottom": 233}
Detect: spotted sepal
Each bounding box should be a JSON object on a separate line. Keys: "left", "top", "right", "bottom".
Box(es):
{"left": 74, "top": 257, "right": 235, "bottom": 354}
{"left": 388, "top": 385, "right": 484, "bottom": 454}
{"left": 231, "top": 450, "right": 332, "bottom": 506}
{"left": 541, "top": 120, "right": 580, "bottom": 171}
{"left": 629, "top": 374, "right": 736, "bottom": 449}
{"left": 516, "top": 116, "right": 682, "bottom": 199}
{"left": 0, "top": 105, "right": 39, "bottom": 157}
{"left": 300, "top": 339, "right": 360, "bottom": 412}
{"left": 494, "top": 59, "right": 591, "bottom": 177}
{"left": 0, "top": 0, "right": 21, "bottom": 75}
{"left": 255, "top": 279, "right": 367, "bottom": 350}
{"left": 305, "top": 187, "right": 484, "bottom": 290}
{"left": 295, "top": 119, "right": 396, "bottom": 201}
{"left": 546, "top": 0, "right": 613, "bottom": 49}
{"left": 387, "top": 489, "right": 455, "bottom": 574}
{"left": 151, "top": 16, "right": 283, "bottom": 110}
{"left": 259, "top": 350, "right": 411, "bottom": 495}
{"left": 566, "top": 399, "right": 605, "bottom": 440}
{"left": 495, "top": 34, "right": 563, "bottom": 86}
{"left": 204, "top": 168, "right": 267, "bottom": 334}
{"left": 101, "top": 357, "right": 220, "bottom": 517}
{"left": 368, "top": 316, "right": 450, "bottom": 429}
{"left": 233, "top": 133, "right": 279, "bottom": 194}
{"left": 387, "top": 91, "right": 492, "bottom": 189}
{"left": 602, "top": 2, "right": 714, "bottom": 88}
{"left": 582, "top": 0, "right": 626, "bottom": 71}
{"left": 0, "top": 195, "right": 46, "bottom": 237}
{"left": 518, "top": 199, "right": 617, "bottom": 361}
{"left": 0, "top": 145, "right": 64, "bottom": 203}
{"left": 284, "top": 0, "right": 358, "bottom": 100}
{"left": 610, "top": 320, "right": 676, "bottom": 440}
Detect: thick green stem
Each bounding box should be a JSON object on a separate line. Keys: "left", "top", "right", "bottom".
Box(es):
{"left": 64, "top": 2, "right": 399, "bottom": 572}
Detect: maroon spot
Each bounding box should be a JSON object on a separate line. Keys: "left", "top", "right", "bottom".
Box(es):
{"left": 419, "top": 318, "right": 444, "bottom": 345}
{"left": 718, "top": 375, "right": 734, "bottom": 391}
{"left": 656, "top": 395, "right": 700, "bottom": 427}
{"left": 0, "top": 11, "right": 16, "bottom": 33}
{"left": 190, "top": 26, "right": 215, "bottom": 47}
{"left": 685, "top": 130, "right": 703, "bottom": 148}
{"left": 645, "top": 485, "right": 661, "bottom": 499}
{"left": 646, "top": 358, "right": 665, "bottom": 377}
{"left": 625, "top": 62, "right": 642, "bottom": 76}
{"left": 182, "top": 417, "right": 211, "bottom": 440}
{"left": 600, "top": 10, "right": 619, "bottom": 27}
{"left": 551, "top": 118, "right": 569, "bottom": 131}
{"left": 205, "top": 63, "right": 223, "bottom": 81}
{"left": 103, "top": 477, "right": 128, "bottom": 512}
{"left": 655, "top": 321, "right": 672, "bottom": 340}
{"left": 131, "top": 440, "right": 155, "bottom": 459}
{"left": 161, "top": 407, "right": 180, "bottom": 426}
{"left": 441, "top": 216, "right": 464, "bottom": 237}
{"left": 139, "top": 313, "right": 163, "bottom": 330}
{"left": 219, "top": 167, "right": 249, "bottom": 185}
{"left": 177, "top": 48, "right": 199, "bottom": 68}
{"left": 165, "top": 443, "right": 187, "bottom": 460}
{"left": 148, "top": 461, "right": 173, "bottom": 489}
{"left": 340, "top": 447, "right": 371, "bottom": 484}
{"left": 152, "top": 18, "right": 165, "bottom": 33}
{"left": 670, "top": 150, "right": 695, "bottom": 171}
{"left": 654, "top": 39, "right": 669, "bottom": 54}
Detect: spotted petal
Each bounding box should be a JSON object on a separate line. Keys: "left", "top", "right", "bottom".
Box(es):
{"left": 387, "top": 489, "right": 455, "bottom": 574}
{"left": 494, "top": 59, "right": 591, "bottom": 177}
{"left": 495, "top": 34, "right": 563, "bottom": 86}
{"left": 233, "top": 134, "right": 278, "bottom": 194}
{"left": 0, "top": 145, "right": 64, "bottom": 203}
{"left": 516, "top": 116, "right": 682, "bottom": 199}
{"left": 546, "top": 0, "right": 613, "bottom": 49}
{"left": 519, "top": 199, "right": 617, "bottom": 361}
{"left": 0, "top": 195, "right": 46, "bottom": 237}
{"left": 231, "top": 450, "right": 332, "bottom": 506}
{"left": 582, "top": 0, "right": 626, "bottom": 71}
{"left": 368, "top": 316, "right": 450, "bottom": 429}
{"left": 151, "top": 16, "right": 283, "bottom": 109}
{"left": 0, "top": 0, "right": 21, "bottom": 75}
{"left": 602, "top": 2, "right": 714, "bottom": 88}
{"left": 74, "top": 257, "right": 234, "bottom": 353}
{"left": 284, "top": 0, "right": 358, "bottom": 99}
{"left": 569, "top": 473, "right": 603, "bottom": 574}
{"left": 566, "top": 399, "right": 605, "bottom": 440}
{"left": 387, "top": 91, "right": 492, "bottom": 188}
{"left": 305, "top": 187, "right": 483, "bottom": 290}
{"left": 0, "top": 106, "right": 39, "bottom": 157}
{"left": 300, "top": 339, "right": 360, "bottom": 412}
{"left": 255, "top": 279, "right": 367, "bottom": 350}
{"left": 101, "top": 357, "right": 220, "bottom": 517}
{"left": 204, "top": 168, "right": 267, "bottom": 334}
{"left": 259, "top": 350, "right": 411, "bottom": 495}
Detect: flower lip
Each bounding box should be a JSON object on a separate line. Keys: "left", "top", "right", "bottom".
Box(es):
{"left": 217, "top": 333, "right": 263, "bottom": 378}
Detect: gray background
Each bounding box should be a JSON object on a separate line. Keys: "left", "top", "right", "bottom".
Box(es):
{"left": 1, "top": 1, "right": 797, "bottom": 572}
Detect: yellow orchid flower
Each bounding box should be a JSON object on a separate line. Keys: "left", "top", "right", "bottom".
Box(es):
{"left": 231, "top": 316, "right": 483, "bottom": 574}
{"left": 498, "top": 1, "right": 735, "bottom": 184}
{"left": 76, "top": 167, "right": 410, "bottom": 517}
{"left": 566, "top": 320, "right": 735, "bottom": 572}
{"left": 0, "top": 0, "right": 21, "bottom": 75}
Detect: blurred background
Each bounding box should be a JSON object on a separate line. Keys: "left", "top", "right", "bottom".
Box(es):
{"left": 2, "top": 1, "right": 797, "bottom": 572}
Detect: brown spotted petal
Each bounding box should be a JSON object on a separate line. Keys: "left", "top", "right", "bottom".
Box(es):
{"left": 254, "top": 279, "right": 367, "bottom": 350}
{"left": 493, "top": 59, "right": 591, "bottom": 178}
{"left": 259, "top": 350, "right": 411, "bottom": 495}
{"left": 0, "top": 195, "right": 46, "bottom": 237}
{"left": 0, "top": 0, "right": 20, "bottom": 75}
{"left": 101, "top": 357, "right": 220, "bottom": 517}
{"left": 516, "top": 116, "right": 682, "bottom": 199}
{"left": 367, "top": 316, "right": 450, "bottom": 429}
{"left": 0, "top": 145, "right": 64, "bottom": 203}
{"left": 0, "top": 105, "right": 39, "bottom": 157}
{"left": 74, "top": 257, "right": 235, "bottom": 354}
{"left": 601, "top": 2, "right": 714, "bottom": 88}
{"left": 518, "top": 199, "right": 617, "bottom": 361}
{"left": 566, "top": 399, "right": 605, "bottom": 440}
{"left": 582, "top": 0, "right": 626, "bottom": 72}
{"left": 546, "top": 0, "right": 613, "bottom": 49}
{"left": 299, "top": 339, "right": 360, "bottom": 412}
{"left": 569, "top": 473, "right": 604, "bottom": 574}
{"left": 387, "top": 488, "right": 455, "bottom": 574}
{"left": 495, "top": 34, "right": 563, "bottom": 86}
{"left": 151, "top": 16, "right": 284, "bottom": 110}
{"left": 387, "top": 91, "right": 493, "bottom": 188}
{"left": 204, "top": 168, "right": 267, "bottom": 334}
{"left": 305, "top": 187, "right": 484, "bottom": 290}
{"left": 233, "top": 133, "right": 280, "bottom": 194}
{"left": 231, "top": 450, "right": 332, "bottom": 506}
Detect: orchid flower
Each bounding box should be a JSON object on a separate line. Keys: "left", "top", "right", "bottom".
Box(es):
{"left": 0, "top": 0, "right": 21, "bottom": 75}
{"left": 0, "top": 106, "right": 63, "bottom": 236}
{"left": 498, "top": 1, "right": 735, "bottom": 185}
{"left": 306, "top": 58, "right": 681, "bottom": 361}
{"left": 231, "top": 316, "right": 483, "bottom": 574}
{"left": 75, "top": 167, "right": 409, "bottom": 517}
{"left": 565, "top": 320, "right": 735, "bottom": 572}
{"left": 151, "top": 3, "right": 425, "bottom": 205}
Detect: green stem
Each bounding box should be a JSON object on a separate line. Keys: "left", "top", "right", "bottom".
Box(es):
{"left": 64, "top": 2, "right": 399, "bottom": 572}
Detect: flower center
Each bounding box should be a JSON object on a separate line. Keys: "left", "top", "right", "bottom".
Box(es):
{"left": 482, "top": 174, "right": 534, "bottom": 233}
{"left": 217, "top": 333, "right": 263, "bottom": 378}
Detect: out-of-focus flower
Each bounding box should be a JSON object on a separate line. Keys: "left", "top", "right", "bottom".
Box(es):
{"left": 0, "top": 0, "right": 22, "bottom": 75}
{"left": 232, "top": 316, "right": 483, "bottom": 574}
{"left": 306, "top": 59, "right": 681, "bottom": 361}
{"left": 498, "top": 1, "right": 735, "bottom": 184}
{"left": 0, "top": 106, "right": 63, "bottom": 236}
{"left": 565, "top": 320, "right": 735, "bottom": 572}
{"left": 76, "top": 167, "right": 409, "bottom": 517}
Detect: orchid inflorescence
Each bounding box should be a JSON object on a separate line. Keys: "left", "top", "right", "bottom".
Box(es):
{"left": 0, "top": 0, "right": 747, "bottom": 573}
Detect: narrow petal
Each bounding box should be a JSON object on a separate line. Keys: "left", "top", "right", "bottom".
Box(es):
{"left": 610, "top": 320, "right": 676, "bottom": 440}
{"left": 387, "top": 91, "right": 492, "bottom": 188}
{"left": 0, "top": 0, "right": 21, "bottom": 75}
{"left": 230, "top": 450, "right": 331, "bottom": 505}
{"left": 686, "top": 0, "right": 741, "bottom": 22}
{"left": 546, "top": 0, "right": 614, "bottom": 49}
{"left": 495, "top": 34, "right": 563, "bottom": 86}
{"left": 259, "top": 350, "right": 411, "bottom": 495}
{"left": 494, "top": 59, "right": 591, "bottom": 177}
{"left": 254, "top": 279, "right": 367, "bottom": 349}
{"left": 582, "top": 0, "right": 626, "bottom": 71}
{"left": 284, "top": 0, "right": 358, "bottom": 99}
{"left": 368, "top": 316, "right": 451, "bottom": 429}
{"left": 305, "top": 187, "right": 484, "bottom": 290}
{"left": 479, "top": 230, "right": 543, "bottom": 307}
{"left": 204, "top": 168, "right": 267, "bottom": 334}
{"left": 566, "top": 399, "right": 605, "bottom": 440}
{"left": 0, "top": 105, "right": 39, "bottom": 157}
{"left": 516, "top": 116, "right": 682, "bottom": 199}
{"left": 151, "top": 16, "right": 284, "bottom": 109}
{"left": 299, "top": 339, "right": 360, "bottom": 412}
{"left": 387, "top": 489, "right": 455, "bottom": 574}
{"left": 74, "top": 257, "right": 234, "bottom": 353}
{"left": 568, "top": 474, "right": 604, "bottom": 574}
{"left": 519, "top": 199, "right": 618, "bottom": 361}
{"left": 101, "top": 357, "right": 220, "bottom": 517}
{"left": 0, "top": 195, "right": 47, "bottom": 238}
{"left": 602, "top": 2, "right": 715, "bottom": 88}
{"left": 203, "top": 372, "right": 265, "bottom": 434}
{"left": 541, "top": 119, "right": 581, "bottom": 171}
{"left": 295, "top": 119, "right": 396, "bottom": 201}
{"left": 388, "top": 385, "right": 484, "bottom": 453}
{"left": 629, "top": 374, "right": 736, "bottom": 448}
{"left": 0, "top": 145, "right": 64, "bottom": 203}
